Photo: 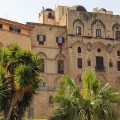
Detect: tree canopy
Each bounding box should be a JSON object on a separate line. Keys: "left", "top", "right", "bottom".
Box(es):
{"left": 0, "top": 44, "right": 42, "bottom": 120}
{"left": 50, "top": 70, "right": 120, "bottom": 120}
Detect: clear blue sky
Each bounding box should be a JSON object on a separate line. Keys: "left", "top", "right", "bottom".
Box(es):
{"left": 0, "top": 0, "right": 120, "bottom": 24}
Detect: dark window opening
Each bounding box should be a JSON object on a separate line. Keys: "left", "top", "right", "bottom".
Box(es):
{"left": 37, "top": 35, "right": 45, "bottom": 45}
{"left": 58, "top": 60, "right": 64, "bottom": 74}
{"left": 40, "top": 59, "right": 44, "bottom": 73}
{"left": 9, "top": 26, "right": 21, "bottom": 33}
{"left": 78, "top": 47, "right": 81, "bottom": 53}
{"left": 48, "top": 12, "right": 52, "bottom": 18}
{"left": 76, "top": 27, "right": 81, "bottom": 35}
{"left": 87, "top": 60, "right": 91, "bottom": 66}
{"left": 0, "top": 24, "right": 3, "bottom": 29}
{"left": 96, "top": 29, "right": 101, "bottom": 37}
{"left": 117, "top": 61, "right": 120, "bottom": 71}
{"left": 117, "top": 50, "right": 120, "bottom": 56}
{"left": 96, "top": 56, "right": 104, "bottom": 71}
{"left": 109, "top": 61, "right": 113, "bottom": 67}
{"left": 115, "top": 31, "right": 120, "bottom": 39}
{"left": 78, "top": 58, "right": 82, "bottom": 69}
{"left": 97, "top": 48, "right": 101, "bottom": 52}
{"left": 49, "top": 96, "right": 53, "bottom": 104}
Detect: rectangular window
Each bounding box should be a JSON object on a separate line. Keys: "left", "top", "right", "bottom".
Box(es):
{"left": 37, "top": 35, "right": 45, "bottom": 45}
{"left": 109, "top": 62, "right": 113, "bottom": 67}
{"left": 56, "top": 36, "right": 64, "bottom": 46}
{"left": 78, "top": 58, "right": 82, "bottom": 69}
{"left": 87, "top": 60, "right": 91, "bottom": 66}
{"left": 117, "top": 61, "right": 120, "bottom": 71}
{"left": 0, "top": 24, "right": 3, "bottom": 29}
{"left": 9, "top": 26, "right": 21, "bottom": 33}
{"left": 58, "top": 60, "right": 64, "bottom": 74}
{"left": 96, "top": 29, "right": 101, "bottom": 37}
{"left": 76, "top": 27, "right": 81, "bottom": 35}
{"left": 96, "top": 56, "right": 104, "bottom": 71}
{"left": 40, "top": 59, "right": 44, "bottom": 73}
{"left": 115, "top": 31, "right": 120, "bottom": 39}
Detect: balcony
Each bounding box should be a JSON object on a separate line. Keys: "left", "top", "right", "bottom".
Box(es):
{"left": 95, "top": 66, "right": 106, "bottom": 72}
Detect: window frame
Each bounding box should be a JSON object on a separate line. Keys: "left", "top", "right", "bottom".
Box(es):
{"left": 76, "top": 27, "right": 81, "bottom": 35}
{"left": 37, "top": 35, "right": 45, "bottom": 45}
{"left": 58, "top": 60, "right": 64, "bottom": 74}
{"left": 9, "top": 26, "right": 21, "bottom": 33}
{"left": 78, "top": 58, "right": 82, "bottom": 69}
{"left": 115, "top": 31, "right": 120, "bottom": 39}
{"left": 96, "top": 29, "right": 101, "bottom": 37}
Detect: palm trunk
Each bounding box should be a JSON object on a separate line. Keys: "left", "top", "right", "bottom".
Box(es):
{"left": 87, "top": 111, "right": 91, "bottom": 120}
{"left": 5, "top": 105, "right": 14, "bottom": 120}
{"left": 5, "top": 91, "right": 24, "bottom": 120}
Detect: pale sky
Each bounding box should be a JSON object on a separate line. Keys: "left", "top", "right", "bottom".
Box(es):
{"left": 0, "top": 0, "right": 120, "bottom": 24}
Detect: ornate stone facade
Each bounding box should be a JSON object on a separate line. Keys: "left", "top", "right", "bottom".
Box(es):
{"left": 0, "top": 5, "right": 120, "bottom": 119}
{"left": 28, "top": 5, "right": 120, "bottom": 118}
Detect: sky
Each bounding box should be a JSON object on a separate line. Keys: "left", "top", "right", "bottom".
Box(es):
{"left": 0, "top": 0, "right": 120, "bottom": 24}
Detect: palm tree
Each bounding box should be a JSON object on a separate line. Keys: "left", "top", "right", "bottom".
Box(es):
{"left": 81, "top": 70, "right": 120, "bottom": 120}
{"left": 0, "top": 44, "right": 41, "bottom": 120}
{"left": 50, "top": 70, "right": 120, "bottom": 120}
{"left": 50, "top": 76, "right": 83, "bottom": 120}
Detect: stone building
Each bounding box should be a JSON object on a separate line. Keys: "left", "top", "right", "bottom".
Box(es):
{"left": 0, "top": 18, "right": 32, "bottom": 50}
{"left": 26, "top": 5, "right": 120, "bottom": 118}
{"left": 0, "top": 5, "right": 120, "bottom": 119}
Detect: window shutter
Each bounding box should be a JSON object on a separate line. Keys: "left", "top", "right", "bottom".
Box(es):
{"left": 37, "top": 35, "right": 39, "bottom": 41}
{"left": 43, "top": 35, "right": 46, "bottom": 41}
{"left": 62, "top": 37, "right": 64, "bottom": 43}
{"left": 18, "top": 29, "right": 21, "bottom": 33}
{"left": 9, "top": 26, "right": 12, "bottom": 31}
{"left": 56, "top": 37, "right": 58, "bottom": 43}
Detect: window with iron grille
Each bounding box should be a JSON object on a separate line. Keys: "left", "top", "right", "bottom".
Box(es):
{"left": 58, "top": 60, "right": 64, "bottom": 74}
{"left": 115, "top": 31, "right": 120, "bottom": 39}
{"left": 76, "top": 27, "right": 81, "bottom": 35}
{"left": 109, "top": 61, "right": 113, "bottom": 67}
{"left": 78, "top": 58, "right": 82, "bottom": 69}
{"left": 96, "top": 29, "right": 101, "bottom": 37}
{"left": 96, "top": 56, "right": 104, "bottom": 70}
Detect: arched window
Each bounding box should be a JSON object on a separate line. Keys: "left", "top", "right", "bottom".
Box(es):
{"left": 40, "top": 59, "right": 44, "bottom": 73}
{"left": 109, "top": 60, "right": 113, "bottom": 67}
{"left": 48, "top": 12, "right": 52, "bottom": 18}
{"left": 117, "top": 50, "right": 120, "bottom": 56}
{"left": 49, "top": 96, "right": 53, "bottom": 104}
{"left": 58, "top": 60, "right": 64, "bottom": 74}
{"left": 78, "top": 47, "right": 81, "bottom": 53}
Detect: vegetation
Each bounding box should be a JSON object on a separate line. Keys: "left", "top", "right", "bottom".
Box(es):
{"left": 0, "top": 45, "right": 41, "bottom": 120}
{"left": 50, "top": 70, "right": 120, "bottom": 120}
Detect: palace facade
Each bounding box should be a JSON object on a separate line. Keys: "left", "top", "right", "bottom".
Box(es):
{"left": 0, "top": 5, "right": 120, "bottom": 118}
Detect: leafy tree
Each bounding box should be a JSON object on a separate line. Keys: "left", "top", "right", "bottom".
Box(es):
{"left": 0, "top": 44, "right": 41, "bottom": 120}
{"left": 50, "top": 70, "right": 120, "bottom": 120}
